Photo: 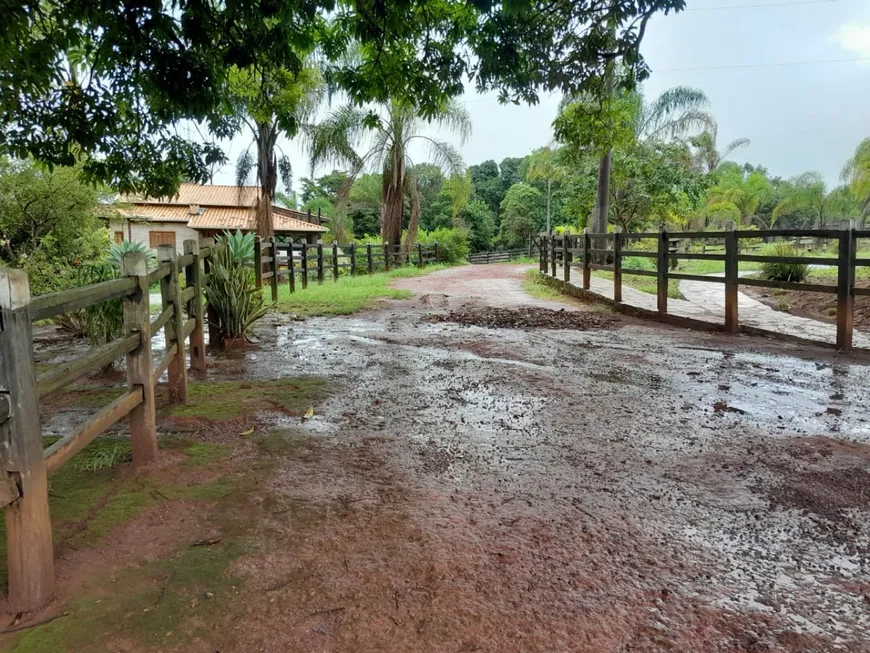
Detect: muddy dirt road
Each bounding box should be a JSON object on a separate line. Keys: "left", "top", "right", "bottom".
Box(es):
{"left": 22, "top": 264, "right": 870, "bottom": 652}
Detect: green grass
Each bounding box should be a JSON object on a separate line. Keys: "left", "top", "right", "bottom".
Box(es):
{"left": 171, "top": 377, "right": 329, "bottom": 421}
{"left": 275, "top": 264, "right": 448, "bottom": 316}
{"left": 522, "top": 269, "right": 572, "bottom": 302}
{"left": 591, "top": 270, "right": 683, "bottom": 299}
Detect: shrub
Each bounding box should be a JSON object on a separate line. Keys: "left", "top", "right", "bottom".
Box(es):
{"left": 220, "top": 230, "right": 256, "bottom": 266}
{"left": 760, "top": 243, "right": 809, "bottom": 282}
{"left": 205, "top": 239, "right": 268, "bottom": 341}
{"left": 106, "top": 240, "right": 156, "bottom": 271}
{"left": 621, "top": 256, "right": 655, "bottom": 271}
{"left": 416, "top": 227, "right": 469, "bottom": 264}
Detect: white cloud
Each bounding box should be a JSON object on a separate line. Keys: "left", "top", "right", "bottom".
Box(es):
{"left": 834, "top": 23, "right": 870, "bottom": 57}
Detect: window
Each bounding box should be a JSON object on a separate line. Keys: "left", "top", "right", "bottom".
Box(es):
{"left": 149, "top": 231, "right": 176, "bottom": 248}
{"left": 114, "top": 231, "right": 124, "bottom": 244}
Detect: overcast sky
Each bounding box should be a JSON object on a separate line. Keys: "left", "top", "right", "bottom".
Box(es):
{"left": 212, "top": 0, "right": 870, "bottom": 193}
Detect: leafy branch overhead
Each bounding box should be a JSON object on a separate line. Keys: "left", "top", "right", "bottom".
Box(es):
{"left": 0, "top": 0, "right": 685, "bottom": 197}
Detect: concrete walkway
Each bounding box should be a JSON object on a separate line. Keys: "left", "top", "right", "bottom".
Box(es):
{"left": 549, "top": 265, "right": 870, "bottom": 349}
{"left": 677, "top": 273, "right": 870, "bottom": 349}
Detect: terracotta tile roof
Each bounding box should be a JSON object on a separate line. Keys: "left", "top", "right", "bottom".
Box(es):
{"left": 116, "top": 205, "right": 195, "bottom": 222}
{"left": 187, "top": 207, "right": 326, "bottom": 233}
{"left": 127, "top": 183, "right": 261, "bottom": 207}
{"left": 117, "top": 183, "right": 328, "bottom": 233}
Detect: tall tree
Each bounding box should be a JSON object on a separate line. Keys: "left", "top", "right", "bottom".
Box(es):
{"left": 772, "top": 172, "right": 833, "bottom": 229}
{"left": 632, "top": 86, "right": 713, "bottom": 143}
{"left": 525, "top": 147, "right": 565, "bottom": 233}
{"left": 231, "top": 65, "right": 323, "bottom": 237}
{"left": 705, "top": 163, "right": 772, "bottom": 227}
{"left": 690, "top": 121, "right": 750, "bottom": 174}
{"left": 469, "top": 161, "right": 505, "bottom": 219}
{"left": 500, "top": 183, "right": 544, "bottom": 247}
{"left": 841, "top": 137, "right": 870, "bottom": 226}
{"left": 310, "top": 99, "right": 471, "bottom": 250}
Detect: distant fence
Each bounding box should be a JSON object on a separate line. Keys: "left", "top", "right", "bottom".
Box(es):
{"left": 0, "top": 239, "right": 214, "bottom": 610}
{"left": 256, "top": 238, "right": 441, "bottom": 300}
{"left": 468, "top": 249, "right": 527, "bottom": 265}
{"left": 540, "top": 223, "right": 868, "bottom": 352}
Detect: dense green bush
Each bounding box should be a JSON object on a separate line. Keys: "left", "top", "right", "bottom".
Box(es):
{"left": 760, "top": 242, "right": 809, "bottom": 282}
{"left": 416, "top": 227, "right": 469, "bottom": 264}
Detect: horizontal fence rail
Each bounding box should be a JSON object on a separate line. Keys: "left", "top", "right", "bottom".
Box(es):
{"left": 0, "top": 238, "right": 214, "bottom": 611}
{"left": 539, "top": 222, "right": 866, "bottom": 352}
{"left": 468, "top": 248, "right": 527, "bottom": 265}
{"left": 0, "top": 232, "right": 443, "bottom": 611}
{"left": 257, "top": 237, "right": 442, "bottom": 301}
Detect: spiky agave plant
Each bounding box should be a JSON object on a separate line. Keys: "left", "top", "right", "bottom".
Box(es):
{"left": 204, "top": 239, "right": 268, "bottom": 341}
{"left": 106, "top": 240, "right": 156, "bottom": 271}
{"left": 219, "top": 230, "right": 256, "bottom": 266}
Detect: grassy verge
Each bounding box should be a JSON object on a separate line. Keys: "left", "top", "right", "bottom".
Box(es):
{"left": 274, "top": 264, "right": 447, "bottom": 316}
{"left": 522, "top": 269, "right": 572, "bottom": 302}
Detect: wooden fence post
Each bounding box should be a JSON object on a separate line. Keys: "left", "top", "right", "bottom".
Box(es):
{"left": 317, "top": 241, "right": 325, "bottom": 283}
{"left": 550, "top": 235, "right": 557, "bottom": 277}
{"left": 157, "top": 246, "right": 188, "bottom": 404}
{"left": 0, "top": 269, "right": 55, "bottom": 611}
{"left": 254, "top": 236, "right": 263, "bottom": 290}
{"left": 724, "top": 222, "right": 739, "bottom": 333}
{"left": 582, "top": 229, "right": 591, "bottom": 290}
{"left": 183, "top": 240, "right": 206, "bottom": 371}
{"left": 366, "top": 244, "right": 373, "bottom": 274}
{"left": 121, "top": 252, "right": 158, "bottom": 465}
{"left": 384, "top": 243, "right": 391, "bottom": 272}
{"left": 332, "top": 241, "right": 339, "bottom": 281}
{"left": 540, "top": 234, "right": 548, "bottom": 273}
{"left": 269, "top": 237, "right": 279, "bottom": 302}
{"left": 200, "top": 237, "right": 220, "bottom": 350}
{"left": 434, "top": 242, "right": 440, "bottom": 263}
{"left": 287, "top": 242, "right": 296, "bottom": 294}
{"left": 301, "top": 242, "right": 309, "bottom": 289}
{"left": 563, "top": 235, "right": 571, "bottom": 284}
{"left": 350, "top": 243, "right": 357, "bottom": 275}
{"left": 836, "top": 219, "right": 856, "bottom": 351}
{"left": 613, "top": 228, "right": 622, "bottom": 303}
{"left": 418, "top": 243, "right": 424, "bottom": 269}
{"left": 657, "top": 227, "right": 669, "bottom": 314}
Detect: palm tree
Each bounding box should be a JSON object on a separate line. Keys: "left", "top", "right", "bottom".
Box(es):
{"left": 690, "top": 121, "right": 750, "bottom": 174}
{"left": 841, "top": 137, "right": 870, "bottom": 227}
{"left": 705, "top": 164, "right": 772, "bottom": 227}
{"left": 309, "top": 99, "right": 471, "bottom": 251}
{"left": 231, "top": 65, "right": 323, "bottom": 238}
{"left": 632, "top": 86, "right": 714, "bottom": 144}
{"left": 526, "top": 146, "right": 565, "bottom": 233}
{"left": 772, "top": 171, "right": 830, "bottom": 229}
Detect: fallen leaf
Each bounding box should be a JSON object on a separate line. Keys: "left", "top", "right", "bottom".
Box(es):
{"left": 239, "top": 427, "right": 254, "bottom": 437}
{"left": 301, "top": 407, "right": 315, "bottom": 422}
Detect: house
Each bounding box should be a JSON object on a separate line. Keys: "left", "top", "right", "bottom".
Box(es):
{"left": 109, "top": 184, "right": 328, "bottom": 253}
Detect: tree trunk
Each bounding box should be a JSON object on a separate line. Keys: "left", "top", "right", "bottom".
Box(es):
{"left": 381, "top": 152, "right": 405, "bottom": 250}
{"left": 592, "top": 67, "right": 615, "bottom": 261}
{"left": 402, "top": 181, "right": 421, "bottom": 260}
{"left": 255, "top": 120, "right": 277, "bottom": 239}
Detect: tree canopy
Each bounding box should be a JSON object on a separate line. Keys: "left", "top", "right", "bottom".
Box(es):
{"left": 0, "top": 0, "right": 685, "bottom": 197}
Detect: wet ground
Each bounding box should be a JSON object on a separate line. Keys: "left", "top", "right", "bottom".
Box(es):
{"left": 25, "top": 264, "right": 870, "bottom": 651}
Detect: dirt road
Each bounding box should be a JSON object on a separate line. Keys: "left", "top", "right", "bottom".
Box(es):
{"left": 16, "top": 263, "right": 870, "bottom": 652}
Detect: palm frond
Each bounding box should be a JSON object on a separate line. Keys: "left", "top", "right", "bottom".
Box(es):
{"left": 414, "top": 136, "right": 465, "bottom": 177}
{"left": 308, "top": 104, "right": 370, "bottom": 171}
{"left": 719, "top": 138, "right": 750, "bottom": 162}
{"left": 640, "top": 86, "right": 713, "bottom": 142}
{"left": 430, "top": 99, "right": 472, "bottom": 145}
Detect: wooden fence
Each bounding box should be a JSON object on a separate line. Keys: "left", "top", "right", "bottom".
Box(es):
{"left": 0, "top": 240, "right": 215, "bottom": 610}
{"left": 539, "top": 222, "right": 869, "bottom": 352}
{"left": 0, "top": 234, "right": 443, "bottom": 610}
{"left": 254, "top": 238, "right": 441, "bottom": 300}
{"left": 468, "top": 248, "right": 528, "bottom": 265}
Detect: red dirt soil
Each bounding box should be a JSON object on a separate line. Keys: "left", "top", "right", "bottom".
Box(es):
{"left": 8, "top": 263, "right": 870, "bottom": 652}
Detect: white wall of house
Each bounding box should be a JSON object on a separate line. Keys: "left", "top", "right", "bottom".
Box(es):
{"left": 109, "top": 221, "right": 201, "bottom": 254}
